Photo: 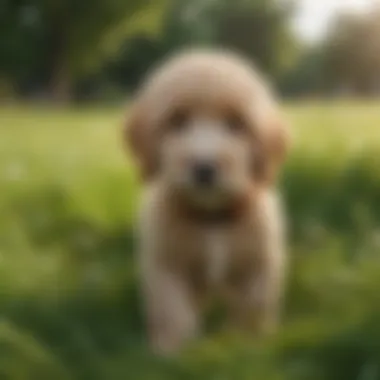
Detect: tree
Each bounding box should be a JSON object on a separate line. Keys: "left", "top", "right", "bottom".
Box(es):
{"left": 103, "top": 0, "right": 217, "bottom": 94}
{"left": 0, "top": 1, "right": 46, "bottom": 97}
{"left": 324, "top": 8, "right": 380, "bottom": 95}
{"left": 279, "top": 47, "right": 326, "bottom": 96}
{"left": 205, "top": 0, "right": 297, "bottom": 79}
{"left": 0, "top": 0, "right": 167, "bottom": 102}
{"left": 105, "top": 0, "right": 298, "bottom": 94}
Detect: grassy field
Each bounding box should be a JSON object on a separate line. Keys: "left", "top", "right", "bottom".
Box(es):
{"left": 1, "top": 102, "right": 380, "bottom": 379}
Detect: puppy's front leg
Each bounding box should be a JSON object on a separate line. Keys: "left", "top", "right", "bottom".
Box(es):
{"left": 228, "top": 199, "right": 286, "bottom": 336}
{"left": 227, "top": 251, "right": 284, "bottom": 337}
{"left": 248, "top": 254, "right": 285, "bottom": 335}
{"left": 229, "top": 250, "right": 285, "bottom": 337}
{"left": 142, "top": 268, "right": 199, "bottom": 355}
{"left": 137, "top": 187, "right": 199, "bottom": 355}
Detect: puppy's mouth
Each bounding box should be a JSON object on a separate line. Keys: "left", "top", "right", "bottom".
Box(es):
{"left": 178, "top": 175, "right": 230, "bottom": 210}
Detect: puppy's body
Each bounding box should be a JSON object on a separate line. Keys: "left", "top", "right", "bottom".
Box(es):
{"left": 138, "top": 182, "right": 285, "bottom": 353}
{"left": 125, "top": 49, "right": 290, "bottom": 354}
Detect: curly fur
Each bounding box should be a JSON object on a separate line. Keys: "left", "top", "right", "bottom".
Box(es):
{"left": 123, "top": 48, "right": 290, "bottom": 355}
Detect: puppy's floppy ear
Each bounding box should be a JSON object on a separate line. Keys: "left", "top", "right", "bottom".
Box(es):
{"left": 254, "top": 111, "right": 291, "bottom": 184}
{"left": 267, "top": 112, "right": 291, "bottom": 167}
{"left": 123, "top": 102, "right": 158, "bottom": 181}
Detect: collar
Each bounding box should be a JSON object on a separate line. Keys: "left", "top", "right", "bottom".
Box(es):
{"left": 171, "top": 193, "right": 248, "bottom": 226}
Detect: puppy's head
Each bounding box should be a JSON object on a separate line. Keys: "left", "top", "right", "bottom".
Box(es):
{"left": 124, "top": 49, "right": 290, "bottom": 210}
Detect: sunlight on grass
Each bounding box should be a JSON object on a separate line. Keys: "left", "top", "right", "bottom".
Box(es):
{"left": 0, "top": 102, "right": 380, "bottom": 379}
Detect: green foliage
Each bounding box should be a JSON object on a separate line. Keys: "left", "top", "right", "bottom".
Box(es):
{"left": 209, "top": 0, "right": 297, "bottom": 78}
{"left": 279, "top": 47, "right": 326, "bottom": 96}
{"left": 3, "top": 0, "right": 380, "bottom": 100}
{"left": 1, "top": 103, "right": 380, "bottom": 379}
{"left": 0, "top": 0, "right": 167, "bottom": 101}
{"left": 1, "top": 0, "right": 300, "bottom": 100}
{"left": 105, "top": 0, "right": 298, "bottom": 95}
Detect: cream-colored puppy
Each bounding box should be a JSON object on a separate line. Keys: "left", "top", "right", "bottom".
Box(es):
{"left": 124, "top": 49, "right": 290, "bottom": 355}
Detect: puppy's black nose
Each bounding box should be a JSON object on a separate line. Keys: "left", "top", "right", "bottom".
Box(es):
{"left": 192, "top": 162, "right": 217, "bottom": 187}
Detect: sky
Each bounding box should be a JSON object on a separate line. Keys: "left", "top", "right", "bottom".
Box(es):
{"left": 292, "top": 0, "right": 378, "bottom": 42}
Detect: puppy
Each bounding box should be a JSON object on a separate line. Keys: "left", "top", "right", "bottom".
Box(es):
{"left": 124, "top": 49, "right": 290, "bottom": 355}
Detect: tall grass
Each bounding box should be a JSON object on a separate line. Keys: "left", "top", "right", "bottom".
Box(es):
{"left": 1, "top": 102, "right": 380, "bottom": 379}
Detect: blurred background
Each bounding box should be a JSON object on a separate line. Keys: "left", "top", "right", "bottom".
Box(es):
{"left": 1, "top": 0, "right": 380, "bottom": 379}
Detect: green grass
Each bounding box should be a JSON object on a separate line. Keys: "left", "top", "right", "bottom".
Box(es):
{"left": 1, "top": 102, "right": 380, "bottom": 379}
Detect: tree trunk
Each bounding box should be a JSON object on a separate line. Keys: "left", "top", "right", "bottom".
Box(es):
{"left": 48, "top": 10, "right": 72, "bottom": 105}
{"left": 50, "top": 59, "right": 72, "bottom": 104}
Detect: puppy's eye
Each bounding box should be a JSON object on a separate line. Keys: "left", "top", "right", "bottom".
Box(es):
{"left": 225, "top": 113, "right": 246, "bottom": 134}
{"left": 167, "top": 109, "right": 190, "bottom": 133}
